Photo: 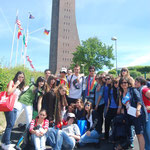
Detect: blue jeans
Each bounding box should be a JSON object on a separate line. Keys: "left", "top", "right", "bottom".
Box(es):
{"left": 144, "top": 113, "right": 150, "bottom": 150}
{"left": 79, "top": 130, "right": 100, "bottom": 145}
{"left": 1, "top": 108, "right": 17, "bottom": 145}
{"left": 46, "top": 128, "right": 75, "bottom": 150}
{"left": 31, "top": 134, "right": 46, "bottom": 150}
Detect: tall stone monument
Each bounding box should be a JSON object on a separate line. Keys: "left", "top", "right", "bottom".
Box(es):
{"left": 49, "top": 0, "right": 80, "bottom": 74}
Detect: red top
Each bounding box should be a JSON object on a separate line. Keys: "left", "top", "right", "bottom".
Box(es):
{"left": 142, "top": 87, "right": 150, "bottom": 113}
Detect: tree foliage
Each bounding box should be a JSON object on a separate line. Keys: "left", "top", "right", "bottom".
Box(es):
{"left": 71, "top": 37, "right": 115, "bottom": 74}
{"left": 128, "top": 66, "right": 150, "bottom": 74}
{"left": 129, "top": 70, "right": 142, "bottom": 79}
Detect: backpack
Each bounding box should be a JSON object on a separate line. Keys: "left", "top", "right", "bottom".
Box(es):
{"left": 15, "top": 124, "right": 34, "bottom": 150}
{"left": 112, "top": 114, "right": 129, "bottom": 140}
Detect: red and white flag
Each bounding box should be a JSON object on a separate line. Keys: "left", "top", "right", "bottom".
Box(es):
{"left": 26, "top": 56, "right": 35, "bottom": 70}
{"left": 16, "top": 16, "right": 23, "bottom": 30}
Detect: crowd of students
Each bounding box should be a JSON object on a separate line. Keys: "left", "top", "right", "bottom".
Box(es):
{"left": 1, "top": 65, "right": 150, "bottom": 150}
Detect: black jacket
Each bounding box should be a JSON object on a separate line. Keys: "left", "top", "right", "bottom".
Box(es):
{"left": 87, "top": 110, "right": 101, "bottom": 134}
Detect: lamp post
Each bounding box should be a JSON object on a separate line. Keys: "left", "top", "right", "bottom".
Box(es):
{"left": 111, "top": 37, "right": 117, "bottom": 75}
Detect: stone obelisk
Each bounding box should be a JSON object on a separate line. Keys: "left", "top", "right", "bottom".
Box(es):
{"left": 49, "top": 0, "right": 80, "bottom": 74}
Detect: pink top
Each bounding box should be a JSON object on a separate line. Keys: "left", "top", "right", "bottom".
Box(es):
{"left": 29, "top": 118, "right": 49, "bottom": 132}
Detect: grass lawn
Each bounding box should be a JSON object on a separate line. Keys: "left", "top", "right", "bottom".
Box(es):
{"left": 0, "top": 112, "right": 6, "bottom": 135}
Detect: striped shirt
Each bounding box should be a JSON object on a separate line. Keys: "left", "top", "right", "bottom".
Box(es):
{"left": 29, "top": 118, "right": 49, "bottom": 132}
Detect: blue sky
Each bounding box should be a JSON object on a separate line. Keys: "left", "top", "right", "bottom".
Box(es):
{"left": 0, "top": 0, "right": 150, "bottom": 72}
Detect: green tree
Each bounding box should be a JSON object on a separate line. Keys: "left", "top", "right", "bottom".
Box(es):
{"left": 71, "top": 37, "right": 115, "bottom": 75}
{"left": 130, "top": 70, "right": 142, "bottom": 79}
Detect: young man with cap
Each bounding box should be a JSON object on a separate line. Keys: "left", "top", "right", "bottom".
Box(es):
{"left": 56, "top": 67, "right": 69, "bottom": 95}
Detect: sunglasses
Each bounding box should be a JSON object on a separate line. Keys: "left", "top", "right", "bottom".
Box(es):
{"left": 122, "top": 70, "right": 127, "bottom": 72}
{"left": 85, "top": 104, "right": 90, "bottom": 107}
{"left": 114, "top": 82, "right": 118, "bottom": 84}
{"left": 121, "top": 82, "right": 128, "bottom": 84}
{"left": 89, "top": 70, "right": 95, "bottom": 72}
{"left": 105, "top": 78, "right": 111, "bottom": 81}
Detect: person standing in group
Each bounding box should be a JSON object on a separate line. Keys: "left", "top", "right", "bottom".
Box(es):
{"left": 104, "top": 77, "right": 120, "bottom": 140}
{"left": 85, "top": 66, "right": 97, "bottom": 106}
{"left": 38, "top": 75, "right": 56, "bottom": 123}
{"left": 16, "top": 76, "right": 45, "bottom": 127}
{"left": 135, "top": 77, "right": 150, "bottom": 150}
{"left": 119, "top": 77, "right": 146, "bottom": 150}
{"left": 56, "top": 67, "right": 69, "bottom": 96}
{"left": 1, "top": 71, "right": 25, "bottom": 150}
{"left": 67, "top": 64, "right": 84, "bottom": 105}
{"left": 44, "top": 69, "right": 51, "bottom": 81}
{"left": 120, "top": 67, "right": 134, "bottom": 87}
{"left": 66, "top": 68, "right": 72, "bottom": 78}
{"left": 29, "top": 109, "right": 49, "bottom": 150}
{"left": 94, "top": 75, "right": 105, "bottom": 134}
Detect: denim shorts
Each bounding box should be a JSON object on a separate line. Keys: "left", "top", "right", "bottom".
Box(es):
{"left": 128, "top": 114, "right": 145, "bottom": 135}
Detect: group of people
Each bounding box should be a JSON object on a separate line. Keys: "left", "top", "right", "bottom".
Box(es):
{"left": 1, "top": 65, "right": 150, "bottom": 150}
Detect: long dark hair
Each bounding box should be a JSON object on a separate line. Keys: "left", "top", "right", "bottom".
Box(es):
{"left": 13, "top": 71, "right": 25, "bottom": 90}
{"left": 119, "top": 77, "right": 131, "bottom": 94}
{"left": 35, "top": 76, "right": 45, "bottom": 90}
{"left": 84, "top": 101, "right": 93, "bottom": 119}
{"left": 108, "top": 78, "right": 119, "bottom": 106}
{"left": 46, "top": 75, "right": 56, "bottom": 92}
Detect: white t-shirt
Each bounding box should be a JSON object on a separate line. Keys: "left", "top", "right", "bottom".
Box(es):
{"left": 13, "top": 88, "right": 22, "bottom": 109}
{"left": 68, "top": 75, "right": 84, "bottom": 99}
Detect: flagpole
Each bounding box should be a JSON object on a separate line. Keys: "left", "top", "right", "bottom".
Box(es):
{"left": 20, "top": 33, "right": 24, "bottom": 64}
{"left": 15, "top": 38, "right": 19, "bottom": 66}
{"left": 10, "top": 9, "right": 18, "bottom": 67}
{"left": 24, "top": 13, "right": 30, "bottom": 66}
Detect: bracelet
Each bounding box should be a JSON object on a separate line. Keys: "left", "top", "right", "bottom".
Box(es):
{"left": 137, "top": 109, "right": 140, "bottom": 111}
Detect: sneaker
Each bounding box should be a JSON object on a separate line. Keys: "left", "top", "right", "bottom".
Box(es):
{"left": 130, "top": 143, "right": 134, "bottom": 149}
{"left": 1, "top": 143, "right": 5, "bottom": 149}
{"left": 2, "top": 144, "right": 16, "bottom": 150}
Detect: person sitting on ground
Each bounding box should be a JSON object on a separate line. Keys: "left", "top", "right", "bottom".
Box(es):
{"left": 75, "top": 99, "right": 85, "bottom": 120}
{"left": 29, "top": 109, "right": 49, "bottom": 150}
{"left": 46, "top": 113, "right": 80, "bottom": 150}
{"left": 78, "top": 101, "right": 100, "bottom": 148}
{"left": 63, "top": 103, "right": 76, "bottom": 121}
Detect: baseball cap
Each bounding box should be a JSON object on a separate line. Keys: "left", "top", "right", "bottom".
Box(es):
{"left": 67, "top": 113, "right": 76, "bottom": 118}
{"left": 60, "top": 67, "right": 67, "bottom": 73}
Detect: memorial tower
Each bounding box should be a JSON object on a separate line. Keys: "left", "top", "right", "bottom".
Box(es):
{"left": 49, "top": 0, "right": 80, "bottom": 74}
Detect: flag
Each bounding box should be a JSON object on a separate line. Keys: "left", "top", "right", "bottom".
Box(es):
{"left": 25, "top": 30, "right": 28, "bottom": 47}
{"left": 29, "top": 14, "right": 35, "bottom": 19}
{"left": 16, "top": 16, "right": 23, "bottom": 30}
{"left": 23, "top": 34, "right": 25, "bottom": 45}
{"left": 44, "top": 29, "right": 50, "bottom": 35}
{"left": 17, "top": 29, "right": 22, "bottom": 39}
{"left": 26, "top": 56, "right": 35, "bottom": 70}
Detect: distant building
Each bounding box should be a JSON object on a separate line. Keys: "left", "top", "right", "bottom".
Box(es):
{"left": 49, "top": 0, "right": 80, "bottom": 74}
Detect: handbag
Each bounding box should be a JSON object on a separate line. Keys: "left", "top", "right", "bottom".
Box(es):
{"left": 0, "top": 91, "right": 17, "bottom": 112}
{"left": 77, "top": 119, "right": 87, "bottom": 136}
